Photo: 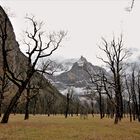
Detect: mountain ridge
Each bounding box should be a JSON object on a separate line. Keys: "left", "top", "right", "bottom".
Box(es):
{"left": 48, "top": 56, "right": 106, "bottom": 95}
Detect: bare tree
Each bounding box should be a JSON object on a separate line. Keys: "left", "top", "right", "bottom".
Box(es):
{"left": 0, "top": 15, "right": 66, "bottom": 123}
{"left": 45, "top": 93, "right": 56, "bottom": 116}
{"left": 98, "top": 35, "right": 130, "bottom": 124}
{"left": 137, "top": 70, "right": 140, "bottom": 119}
{"left": 24, "top": 79, "right": 41, "bottom": 120}
{"left": 80, "top": 100, "right": 89, "bottom": 120}
{"left": 130, "top": 65, "right": 140, "bottom": 121}
{"left": 73, "top": 94, "right": 81, "bottom": 116}
{"left": 84, "top": 67, "right": 106, "bottom": 119}
{"left": 65, "top": 87, "right": 74, "bottom": 118}
{"left": 125, "top": 74, "right": 132, "bottom": 122}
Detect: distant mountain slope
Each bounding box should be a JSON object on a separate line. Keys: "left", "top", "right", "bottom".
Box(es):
{"left": 49, "top": 56, "right": 106, "bottom": 95}
{"left": 55, "top": 56, "right": 91, "bottom": 87}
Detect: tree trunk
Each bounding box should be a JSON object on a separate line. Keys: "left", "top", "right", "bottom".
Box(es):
{"left": 128, "top": 101, "right": 132, "bottom": 122}
{"left": 65, "top": 93, "right": 70, "bottom": 118}
{"left": 76, "top": 105, "right": 79, "bottom": 116}
{"left": 139, "top": 91, "right": 140, "bottom": 120}
{"left": 137, "top": 72, "right": 140, "bottom": 121}
{"left": 132, "top": 89, "right": 139, "bottom": 121}
{"left": 13, "top": 101, "right": 19, "bottom": 115}
{"left": 119, "top": 93, "right": 123, "bottom": 119}
{"left": 47, "top": 107, "right": 50, "bottom": 117}
{"left": 48, "top": 113, "right": 50, "bottom": 117}
{"left": 0, "top": 81, "right": 5, "bottom": 117}
{"left": 132, "top": 103, "right": 136, "bottom": 121}
{"left": 99, "top": 92, "right": 103, "bottom": 119}
{"left": 33, "top": 97, "right": 37, "bottom": 115}
{"left": 1, "top": 86, "right": 25, "bottom": 123}
{"left": 114, "top": 105, "right": 119, "bottom": 124}
{"left": 24, "top": 98, "right": 30, "bottom": 120}
{"left": 91, "top": 102, "right": 94, "bottom": 117}
{"left": 0, "top": 99, "right": 2, "bottom": 117}
{"left": 114, "top": 93, "right": 120, "bottom": 124}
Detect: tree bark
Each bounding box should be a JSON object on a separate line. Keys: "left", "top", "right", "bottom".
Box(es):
{"left": 65, "top": 93, "right": 70, "bottom": 118}
{"left": 99, "top": 92, "right": 103, "bottom": 119}
{"left": 24, "top": 98, "right": 30, "bottom": 120}
{"left": 1, "top": 86, "right": 25, "bottom": 123}
{"left": 0, "top": 99, "right": 2, "bottom": 117}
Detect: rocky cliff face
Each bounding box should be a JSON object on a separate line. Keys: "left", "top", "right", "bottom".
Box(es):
{"left": 0, "top": 6, "right": 28, "bottom": 75}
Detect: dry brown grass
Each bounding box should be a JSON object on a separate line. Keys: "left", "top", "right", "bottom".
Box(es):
{"left": 0, "top": 114, "right": 139, "bottom": 140}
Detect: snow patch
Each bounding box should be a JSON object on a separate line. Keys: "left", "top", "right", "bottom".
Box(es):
{"left": 59, "top": 87, "right": 86, "bottom": 95}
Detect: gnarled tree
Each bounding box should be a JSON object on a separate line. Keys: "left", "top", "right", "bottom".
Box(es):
{"left": 98, "top": 35, "right": 130, "bottom": 124}
{"left": 0, "top": 13, "right": 66, "bottom": 123}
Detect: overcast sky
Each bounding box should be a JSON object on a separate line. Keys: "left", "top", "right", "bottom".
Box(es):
{"left": 1, "top": 0, "right": 140, "bottom": 66}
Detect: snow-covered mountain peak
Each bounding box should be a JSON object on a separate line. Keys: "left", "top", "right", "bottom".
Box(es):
{"left": 77, "top": 56, "right": 87, "bottom": 67}
{"left": 46, "top": 56, "right": 108, "bottom": 96}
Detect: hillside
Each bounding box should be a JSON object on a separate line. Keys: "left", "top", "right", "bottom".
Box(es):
{"left": 0, "top": 5, "right": 64, "bottom": 113}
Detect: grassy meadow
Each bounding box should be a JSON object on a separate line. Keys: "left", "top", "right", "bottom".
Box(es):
{"left": 0, "top": 114, "right": 139, "bottom": 140}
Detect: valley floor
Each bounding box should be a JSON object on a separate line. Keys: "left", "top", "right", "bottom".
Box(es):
{"left": 0, "top": 114, "right": 139, "bottom": 140}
